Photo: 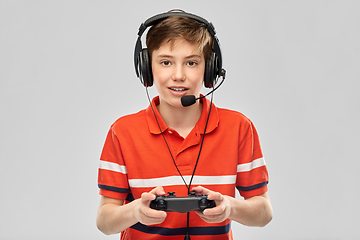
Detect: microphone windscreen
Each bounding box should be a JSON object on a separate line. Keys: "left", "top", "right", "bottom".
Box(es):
{"left": 181, "top": 95, "right": 196, "bottom": 107}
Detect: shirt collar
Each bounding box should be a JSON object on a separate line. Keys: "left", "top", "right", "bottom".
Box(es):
{"left": 146, "top": 96, "right": 219, "bottom": 135}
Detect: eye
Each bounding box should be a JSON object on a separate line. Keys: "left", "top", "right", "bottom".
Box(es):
{"left": 161, "top": 61, "right": 171, "bottom": 66}
{"left": 187, "top": 61, "right": 197, "bottom": 67}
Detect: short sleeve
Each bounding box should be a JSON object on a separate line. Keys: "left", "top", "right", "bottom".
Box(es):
{"left": 236, "top": 120, "right": 269, "bottom": 198}
{"left": 98, "top": 127, "right": 130, "bottom": 200}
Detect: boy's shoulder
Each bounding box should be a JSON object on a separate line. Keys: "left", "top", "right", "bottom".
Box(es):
{"left": 217, "top": 107, "right": 253, "bottom": 124}
{"left": 110, "top": 109, "right": 147, "bottom": 130}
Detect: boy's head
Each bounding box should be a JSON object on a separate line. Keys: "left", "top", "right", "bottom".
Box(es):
{"left": 146, "top": 14, "right": 213, "bottom": 62}
{"left": 134, "top": 10, "right": 223, "bottom": 88}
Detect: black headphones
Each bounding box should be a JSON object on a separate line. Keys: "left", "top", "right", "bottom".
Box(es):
{"left": 134, "top": 11, "right": 224, "bottom": 88}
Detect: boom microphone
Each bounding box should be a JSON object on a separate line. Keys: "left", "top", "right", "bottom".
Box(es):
{"left": 181, "top": 95, "right": 198, "bottom": 107}
{"left": 181, "top": 69, "right": 226, "bottom": 107}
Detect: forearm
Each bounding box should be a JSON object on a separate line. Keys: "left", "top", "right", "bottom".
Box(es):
{"left": 96, "top": 187, "right": 167, "bottom": 235}
{"left": 228, "top": 193, "right": 273, "bottom": 227}
{"left": 96, "top": 199, "right": 139, "bottom": 235}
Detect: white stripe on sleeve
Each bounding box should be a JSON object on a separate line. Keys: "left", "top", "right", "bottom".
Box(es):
{"left": 99, "top": 160, "right": 127, "bottom": 174}
{"left": 237, "top": 157, "right": 266, "bottom": 173}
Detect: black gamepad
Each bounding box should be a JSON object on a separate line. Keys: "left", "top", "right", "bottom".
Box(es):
{"left": 150, "top": 191, "right": 216, "bottom": 213}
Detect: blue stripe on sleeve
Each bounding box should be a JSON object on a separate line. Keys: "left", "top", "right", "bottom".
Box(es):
{"left": 98, "top": 184, "right": 130, "bottom": 193}
{"left": 236, "top": 181, "right": 268, "bottom": 191}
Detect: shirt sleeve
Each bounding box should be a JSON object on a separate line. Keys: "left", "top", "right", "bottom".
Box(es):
{"left": 98, "top": 126, "right": 131, "bottom": 200}
{"left": 236, "top": 119, "right": 269, "bottom": 198}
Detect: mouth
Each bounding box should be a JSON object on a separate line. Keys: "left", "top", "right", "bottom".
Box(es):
{"left": 169, "top": 87, "right": 188, "bottom": 92}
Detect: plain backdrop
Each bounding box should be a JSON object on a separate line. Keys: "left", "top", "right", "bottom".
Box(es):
{"left": 1, "top": 0, "right": 359, "bottom": 239}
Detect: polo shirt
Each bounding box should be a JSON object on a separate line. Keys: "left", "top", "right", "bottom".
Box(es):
{"left": 98, "top": 96, "right": 269, "bottom": 240}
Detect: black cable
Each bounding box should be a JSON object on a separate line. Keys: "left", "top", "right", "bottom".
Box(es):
{"left": 146, "top": 88, "right": 189, "bottom": 188}
{"left": 188, "top": 89, "right": 214, "bottom": 192}
{"left": 145, "top": 87, "right": 214, "bottom": 193}
{"left": 184, "top": 90, "right": 214, "bottom": 240}
{"left": 145, "top": 77, "right": 217, "bottom": 240}
{"left": 185, "top": 212, "right": 191, "bottom": 240}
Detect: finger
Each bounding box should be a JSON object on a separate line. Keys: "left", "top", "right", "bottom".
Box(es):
{"left": 195, "top": 210, "right": 225, "bottom": 223}
{"left": 136, "top": 198, "right": 167, "bottom": 225}
{"left": 191, "top": 186, "right": 210, "bottom": 195}
{"left": 143, "top": 207, "right": 167, "bottom": 219}
{"left": 207, "top": 191, "right": 224, "bottom": 201}
{"left": 202, "top": 205, "right": 225, "bottom": 216}
{"left": 141, "top": 192, "right": 157, "bottom": 203}
{"left": 142, "top": 187, "right": 166, "bottom": 203}
{"left": 140, "top": 208, "right": 167, "bottom": 225}
{"left": 149, "top": 186, "right": 166, "bottom": 196}
{"left": 192, "top": 186, "right": 223, "bottom": 202}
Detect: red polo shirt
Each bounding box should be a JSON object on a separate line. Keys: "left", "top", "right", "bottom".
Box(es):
{"left": 98, "top": 96, "right": 269, "bottom": 240}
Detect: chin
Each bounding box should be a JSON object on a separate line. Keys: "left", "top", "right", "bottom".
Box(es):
{"left": 158, "top": 96, "right": 181, "bottom": 108}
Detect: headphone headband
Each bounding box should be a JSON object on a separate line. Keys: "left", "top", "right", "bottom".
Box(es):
{"left": 137, "top": 12, "right": 216, "bottom": 37}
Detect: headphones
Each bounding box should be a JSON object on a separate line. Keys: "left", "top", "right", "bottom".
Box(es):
{"left": 134, "top": 11, "right": 224, "bottom": 88}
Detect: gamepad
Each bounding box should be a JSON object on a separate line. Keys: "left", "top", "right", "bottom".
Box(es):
{"left": 150, "top": 191, "right": 216, "bottom": 213}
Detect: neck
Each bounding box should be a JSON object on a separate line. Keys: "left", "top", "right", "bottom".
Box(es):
{"left": 157, "top": 100, "right": 202, "bottom": 138}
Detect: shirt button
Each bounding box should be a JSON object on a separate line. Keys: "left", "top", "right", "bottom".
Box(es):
{"left": 168, "top": 130, "right": 173, "bottom": 134}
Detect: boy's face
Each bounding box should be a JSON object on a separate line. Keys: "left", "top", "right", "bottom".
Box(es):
{"left": 151, "top": 39, "right": 205, "bottom": 109}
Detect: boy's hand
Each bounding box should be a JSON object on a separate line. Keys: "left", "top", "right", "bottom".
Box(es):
{"left": 133, "top": 186, "right": 167, "bottom": 226}
{"left": 192, "top": 186, "right": 232, "bottom": 223}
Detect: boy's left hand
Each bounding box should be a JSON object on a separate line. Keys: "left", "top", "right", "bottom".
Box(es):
{"left": 191, "top": 186, "right": 232, "bottom": 223}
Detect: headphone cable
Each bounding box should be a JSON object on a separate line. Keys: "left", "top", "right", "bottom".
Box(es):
{"left": 146, "top": 88, "right": 188, "bottom": 188}
{"left": 146, "top": 86, "right": 215, "bottom": 240}
{"left": 145, "top": 87, "right": 214, "bottom": 192}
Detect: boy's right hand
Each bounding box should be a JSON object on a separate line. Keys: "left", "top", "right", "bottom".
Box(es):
{"left": 133, "top": 186, "right": 167, "bottom": 226}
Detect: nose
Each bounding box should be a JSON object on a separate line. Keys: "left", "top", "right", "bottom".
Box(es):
{"left": 172, "top": 65, "right": 185, "bottom": 81}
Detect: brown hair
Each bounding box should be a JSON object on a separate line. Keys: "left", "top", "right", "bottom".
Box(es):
{"left": 146, "top": 14, "right": 213, "bottom": 61}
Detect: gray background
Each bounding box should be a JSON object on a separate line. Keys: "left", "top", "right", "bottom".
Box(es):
{"left": 1, "top": 0, "right": 359, "bottom": 239}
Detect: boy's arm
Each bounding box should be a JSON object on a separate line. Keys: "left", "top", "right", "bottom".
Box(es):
{"left": 192, "top": 186, "right": 273, "bottom": 227}
{"left": 228, "top": 192, "right": 273, "bottom": 227}
{"left": 96, "top": 187, "right": 167, "bottom": 235}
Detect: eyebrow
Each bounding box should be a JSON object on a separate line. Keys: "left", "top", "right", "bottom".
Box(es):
{"left": 156, "top": 54, "right": 202, "bottom": 59}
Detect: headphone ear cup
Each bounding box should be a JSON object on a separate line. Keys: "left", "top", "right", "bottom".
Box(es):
{"left": 204, "top": 52, "right": 217, "bottom": 88}
{"left": 139, "top": 48, "right": 153, "bottom": 87}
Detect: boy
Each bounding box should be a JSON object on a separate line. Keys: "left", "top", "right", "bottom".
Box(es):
{"left": 97, "top": 10, "right": 272, "bottom": 240}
